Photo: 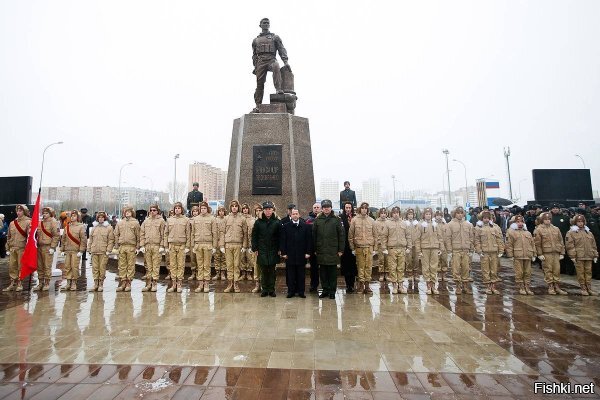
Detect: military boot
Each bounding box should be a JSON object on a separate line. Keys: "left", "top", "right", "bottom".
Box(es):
{"left": 124, "top": 280, "right": 131, "bottom": 292}
{"left": 224, "top": 280, "right": 233, "bottom": 293}
{"left": 234, "top": 281, "right": 241, "bottom": 293}
{"left": 455, "top": 282, "right": 462, "bottom": 295}
{"left": 586, "top": 283, "right": 597, "bottom": 296}
{"left": 203, "top": 281, "right": 209, "bottom": 293}
{"left": 98, "top": 280, "right": 104, "bottom": 292}
{"left": 547, "top": 283, "right": 556, "bottom": 295}
{"left": 220, "top": 271, "right": 226, "bottom": 280}
{"left": 491, "top": 283, "right": 500, "bottom": 295}
{"left": 141, "top": 279, "right": 151, "bottom": 292}
{"left": 379, "top": 273, "right": 384, "bottom": 282}
{"left": 116, "top": 279, "right": 125, "bottom": 292}
{"left": 554, "top": 283, "right": 567, "bottom": 295}
{"left": 15, "top": 280, "right": 23, "bottom": 292}
{"left": 399, "top": 282, "right": 407, "bottom": 294}
{"left": 525, "top": 284, "right": 534, "bottom": 295}
{"left": 69, "top": 280, "right": 77, "bottom": 291}
{"left": 176, "top": 279, "right": 182, "bottom": 293}
{"left": 2, "top": 280, "right": 15, "bottom": 292}
{"left": 392, "top": 282, "right": 398, "bottom": 294}
{"left": 150, "top": 281, "right": 157, "bottom": 292}
{"left": 431, "top": 282, "right": 439, "bottom": 295}
{"left": 195, "top": 280, "right": 203, "bottom": 293}
{"left": 42, "top": 279, "right": 50, "bottom": 291}
{"left": 485, "top": 283, "right": 493, "bottom": 295}
{"left": 252, "top": 281, "right": 261, "bottom": 293}
{"left": 580, "top": 284, "right": 589, "bottom": 296}
{"left": 167, "top": 280, "right": 176, "bottom": 292}
{"left": 518, "top": 284, "right": 527, "bottom": 295}
{"left": 90, "top": 280, "right": 98, "bottom": 291}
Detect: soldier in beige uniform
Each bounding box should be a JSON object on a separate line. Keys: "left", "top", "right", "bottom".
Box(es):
{"left": 191, "top": 201, "right": 218, "bottom": 293}
{"left": 35, "top": 207, "right": 60, "bottom": 291}
{"left": 349, "top": 202, "right": 378, "bottom": 293}
{"left": 444, "top": 207, "right": 474, "bottom": 294}
{"left": 404, "top": 208, "right": 420, "bottom": 290}
{"left": 434, "top": 210, "right": 449, "bottom": 282}
{"left": 534, "top": 212, "right": 567, "bottom": 295}
{"left": 374, "top": 208, "right": 389, "bottom": 282}
{"left": 219, "top": 200, "right": 249, "bottom": 293}
{"left": 474, "top": 211, "right": 504, "bottom": 295}
{"left": 213, "top": 206, "right": 227, "bottom": 280}
{"left": 240, "top": 203, "right": 255, "bottom": 280}
{"left": 506, "top": 215, "right": 537, "bottom": 295}
{"left": 60, "top": 210, "right": 87, "bottom": 291}
{"left": 187, "top": 206, "right": 200, "bottom": 281}
{"left": 566, "top": 214, "right": 598, "bottom": 296}
{"left": 414, "top": 208, "right": 444, "bottom": 295}
{"left": 3, "top": 205, "right": 31, "bottom": 292}
{"left": 140, "top": 204, "right": 165, "bottom": 292}
{"left": 113, "top": 206, "right": 140, "bottom": 292}
{"left": 164, "top": 202, "right": 191, "bottom": 293}
{"left": 380, "top": 206, "right": 412, "bottom": 294}
{"left": 88, "top": 211, "right": 115, "bottom": 292}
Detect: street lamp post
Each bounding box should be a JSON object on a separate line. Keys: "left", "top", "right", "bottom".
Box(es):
{"left": 442, "top": 149, "right": 451, "bottom": 207}
{"left": 575, "top": 154, "right": 586, "bottom": 169}
{"left": 40, "top": 141, "right": 64, "bottom": 190}
{"left": 504, "top": 147, "right": 513, "bottom": 201}
{"left": 118, "top": 162, "right": 133, "bottom": 217}
{"left": 452, "top": 159, "right": 468, "bottom": 208}
{"left": 173, "top": 154, "right": 180, "bottom": 204}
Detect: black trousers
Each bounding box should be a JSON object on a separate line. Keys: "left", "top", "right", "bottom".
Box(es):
{"left": 309, "top": 255, "right": 319, "bottom": 289}
{"left": 286, "top": 263, "right": 306, "bottom": 295}
{"left": 344, "top": 273, "right": 355, "bottom": 289}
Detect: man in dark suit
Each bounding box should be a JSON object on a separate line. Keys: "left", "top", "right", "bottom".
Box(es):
{"left": 186, "top": 182, "right": 203, "bottom": 215}
{"left": 339, "top": 181, "right": 357, "bottom": 209}
{"left": 280, "top": 207, "right": 312, "bottom": 298}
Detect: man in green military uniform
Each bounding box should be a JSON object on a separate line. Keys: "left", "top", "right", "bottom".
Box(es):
{"left": 251, "top": 201, "right": 281, "bottom": 297}
{"left": 312, "top": 199, "right": 345, "bottom": 299}
{"left": 252, "top": 18, "right": 290, "bottom": 111}
{"left": 186, "top": 182, "right": 203, "bottom": 215}
{"left": 550, "top": 203, "right": 573, "bottom": 275}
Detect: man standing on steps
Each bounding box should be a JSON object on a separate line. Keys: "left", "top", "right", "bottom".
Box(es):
{"left": 339, "top": 181, "right": 357, "bottom": 209}
{"left": 312, "top": 199, "right": 345, "bottom": 300}
{"left": 252, "top": 17, "right": 290, "bottom": 112}
{"left": 186, "top": 182, "right": 203, "bottom": 215}
{"left": 252, "top": 201, "right": 281, "bottom": 297}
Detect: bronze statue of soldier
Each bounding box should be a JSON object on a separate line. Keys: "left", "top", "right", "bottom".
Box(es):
{"left": 252, "top": 18, "right": 291, "bottom": 112}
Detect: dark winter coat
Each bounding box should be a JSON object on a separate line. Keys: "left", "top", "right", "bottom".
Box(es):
{"left": 312, "top": 212, "right": 345, "bottom": 266}
{"left": 251, "top": 214, "right": 281, "bottom": 266}
{"left": 280, "top": 220, "right": 313, "bottom": 265}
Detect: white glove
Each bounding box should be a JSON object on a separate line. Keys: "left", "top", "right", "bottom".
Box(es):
{"left": 382, "top": 250, "right": 389, "bottom": 255}
{"left": 305, "top": 254, "right": 310, "bottom": 259}
{"left": 105, "top": 251, "right": 110, "bottom": 256}
{"left": 538, "top": 255, "right": 545, "bottom": 261}
{"left": 479, "top": 253, "right": 484, "bottom": 257}
{"left": 139, "top": 247, "right": 146, "bottom": 254}
{"left": 531, "top": 256, "right": 536, "bottom": 262}
{"left": 212, "top": 248, "right": 216, "bottom": 254}
{"left": 498, "top": 253, "right": 504, "bottom": 258}
{"left": 372, "top": 251, "right": 377, "bottom": 256}
{"left": 437, "top": 250, "right": 442, "bottom": 256}
{"left": 351, "top": 250, "right": 356, "bottom": 256}
{"left": 76, "top": 252, "right": 82, "bottom": 258}
{"left": 248, "top": 249, "right": 253, "bottom": 254}
{"left": 49, "top": 248, "right": 55, "bottom": 255}
{"left": 220, "top": 247, "right": 225, "bottom": 253}
{"left": 559, "top": 254, "right": 564, "bottom": 260}
{"left": 468, "top": 252, "right": 474, "bottom": 257}
{"left": 241, "top": 248, "right": 246, "bottom": 253}
{"left": 159, "top": 247, "right": 165, "bottom": 253}
{"left": 594, "top": 258, "right": 598, "bottom": 263}
{"left": 405, "top": 248, "right": 411, "bottom": 254}
{"left": 60, "top": 252, "right": 65, "bottom": 257}
{"left": 184, "top": 248, "right": 190, "bottom": 254}
{"left": 418, "top": 252, "right": 423, "bottom": 259}
{"left": 5, "top": 251, "right": 9, "bottom": 256}
{"left": 165, "top": 248, "right": 170, "bottom": 254}
{"left": 572, "top": 258, "right": 576, "bottom": 264}
{"left": 112, "top": 248, "right": 119, "bottom": 255}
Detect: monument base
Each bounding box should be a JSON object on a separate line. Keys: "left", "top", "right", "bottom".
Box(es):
{"left": 225, "top": 112, "right": 316, "bottom": 217}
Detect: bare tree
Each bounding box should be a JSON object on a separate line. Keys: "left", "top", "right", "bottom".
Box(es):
{"left": 167, "top": 181, "right": 187, "bottom": 205}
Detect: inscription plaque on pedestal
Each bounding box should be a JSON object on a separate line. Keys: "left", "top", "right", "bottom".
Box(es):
{"left": 252, "top": 145, "right": 282, "bottom": 195}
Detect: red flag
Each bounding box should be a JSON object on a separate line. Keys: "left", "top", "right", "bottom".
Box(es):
{"left": 19, "top": 192, "right": 41, "bottom": 280}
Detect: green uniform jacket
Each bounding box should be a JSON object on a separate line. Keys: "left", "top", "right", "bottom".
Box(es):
{"left": 312, "top": 212, "right": 345, "bottom": 265}
{"left": 251, "top": 214, "right": 281, "bottom": 266}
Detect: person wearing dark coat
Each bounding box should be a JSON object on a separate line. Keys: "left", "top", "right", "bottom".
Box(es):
{"left": 339, "top": 181, "right": 357, "bottom": 209}
{"left": 312, "top": 199, "right": 345, "bottom": 299}
{"left": 305, "top": 202, "right": 321, "bottom": 291}
{"left": 80, "top": 208, "right": 94, "bottom": 262}
{"left": 340, "top": 201, "right": 357, "bottom": 293}
{"left": 251, "top": 201, "right": 281, "bottom": 297}
{"left": 186, "top": 182, "right": 204, "bottom": 214}
{"left": 551, "top": 204, "right": 574, "bottom": 275}
{"left": 280, "top": 208, "right": 313, "bottom": 298}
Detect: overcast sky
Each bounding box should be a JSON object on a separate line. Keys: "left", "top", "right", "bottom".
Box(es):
{"left": 1, "top": 0, "right": 599, "bottom": 202}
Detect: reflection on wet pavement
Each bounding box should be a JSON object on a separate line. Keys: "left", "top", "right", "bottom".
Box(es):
{"left": 0, "top": 257, "right": 598, "bottom": 398}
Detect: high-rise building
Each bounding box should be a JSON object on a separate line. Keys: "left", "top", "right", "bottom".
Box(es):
{"left": 361, "top": 178, "right": 381, "bottom": 207}
{"left": 319, "top": 179, "right": 339, "bottom": 203}
{"left": 188, "top": 162, "right": 228, "bottom": 201}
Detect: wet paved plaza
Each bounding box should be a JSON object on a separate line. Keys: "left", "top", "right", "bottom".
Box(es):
{"left": 0, "top": 257, "right": 598, "bottom": 399}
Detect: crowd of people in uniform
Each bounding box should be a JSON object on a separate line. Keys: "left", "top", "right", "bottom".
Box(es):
{"left": 2, "top": 187, "right": 599, "bottom": 297}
